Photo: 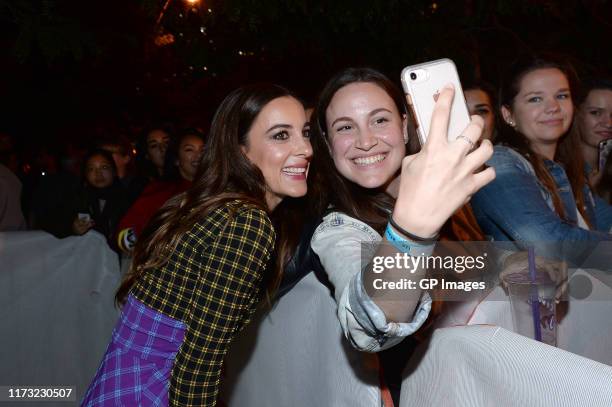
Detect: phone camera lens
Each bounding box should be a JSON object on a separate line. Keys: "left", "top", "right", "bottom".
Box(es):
{"left": 410, "top": 72, "right": 417, "bottom": 80}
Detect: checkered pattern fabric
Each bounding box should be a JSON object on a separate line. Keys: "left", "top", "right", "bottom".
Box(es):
{"left": 130, "top": 201, "right": 275, "bottom": 406}
{"left": 81, "top": 294, "right": 187, "bottom": 406}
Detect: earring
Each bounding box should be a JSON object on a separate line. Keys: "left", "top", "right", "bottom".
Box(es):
{"left": 508, "top": 120, "right": 515, "bottom": 127}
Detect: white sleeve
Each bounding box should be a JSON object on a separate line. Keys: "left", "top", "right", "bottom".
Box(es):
{"left": 311, "top": 212, "right": 433, "bottom": 352}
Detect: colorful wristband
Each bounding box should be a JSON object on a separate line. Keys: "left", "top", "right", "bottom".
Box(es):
{"left": 385, "top": 225, "right": 409, "bottom": 253}
{"left": 384, "top": 223, "right": 429, "bottom": 254}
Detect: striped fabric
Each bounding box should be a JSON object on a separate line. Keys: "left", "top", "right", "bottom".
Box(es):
{"left": 400, "top": 325, "right": 612, "bottom": 406}
{"left": 122, "top": 201, "right": 275, "bottom": 406}
{"left": 81, "top": 294, "right": 187, "bottom": 406}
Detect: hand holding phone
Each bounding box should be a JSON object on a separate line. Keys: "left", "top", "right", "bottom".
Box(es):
{"left": 401, "top": 58, "right": 471, "bottom": 144}
{"left": 391, "top": 75, "right": 495, "bottom": 239}
{"left": 73, "top": 213, "right": 94, "bottom": 235}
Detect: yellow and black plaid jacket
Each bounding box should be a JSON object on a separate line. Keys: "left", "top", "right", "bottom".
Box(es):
{"left": 131, "top": 200, "right": 275, "bottom": 406}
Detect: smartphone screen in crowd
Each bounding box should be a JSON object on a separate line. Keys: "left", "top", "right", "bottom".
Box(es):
{"left": 78, "top": 213, "right": 92, "bottom": 222}
{"left": 401, "top": 58, "right": 471, "bottom": 145}
{"left": 598, "top": 139, "right": 612, "bottom": 172}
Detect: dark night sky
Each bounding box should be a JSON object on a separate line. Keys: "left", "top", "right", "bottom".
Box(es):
{"left": 1, "top": 0, "right": 611, "bottom": 150}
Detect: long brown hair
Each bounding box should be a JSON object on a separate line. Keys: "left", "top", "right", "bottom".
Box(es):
{"left": 312, "top": 67, "right": 419, "bottom": 233}
{"left": 116, "top": 84, "right": 320, "bottom": 305}
{"left": 497, "top": 55, "right": 591, "bottom": 226}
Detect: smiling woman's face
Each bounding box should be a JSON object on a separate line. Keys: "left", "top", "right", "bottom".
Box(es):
{"left": 176, "top": 135, "right": 204, "bottom": 181}
{"left": 325, "top": 82, "right": 406, "bottom": 191}
{"left": 578, "top": 89, "right": 612, "bottom": 149}
{"left": 503, "top": 68, "right": 573, "bottom": 156}
{"left": 242, "top": 96, "right": 312, "bottom": 210}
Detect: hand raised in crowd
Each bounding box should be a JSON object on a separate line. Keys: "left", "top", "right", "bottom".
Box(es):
{"left": 72, "top": 216, "right": 94, "bottom": 235}
{"left": 393, "top": 84, "right": 496, "bottom": 238}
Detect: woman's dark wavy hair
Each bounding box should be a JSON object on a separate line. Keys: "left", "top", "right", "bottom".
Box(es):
{"left": 496, "top": 54, "right": 591, "bottom": 226}
{"left": 312, "top": 67, "right": 418, "bottom": 233}
{"left": 116, "top": 84, "right": 326, "bottom": 305}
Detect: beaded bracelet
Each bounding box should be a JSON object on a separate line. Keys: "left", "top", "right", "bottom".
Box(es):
{"left": 387, "top": 214, "right": 439, "bottom": 243}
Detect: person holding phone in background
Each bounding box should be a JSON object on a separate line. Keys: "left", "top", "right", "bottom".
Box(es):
{"left": 471, "top": 56, "right": 612, "bottom": 263}
{"left": 39, "top": 149, "right": 130, "bottom": 250}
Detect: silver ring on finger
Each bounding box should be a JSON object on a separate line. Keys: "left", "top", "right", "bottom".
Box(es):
{"left": 456, "top": 135, "right": 475, "bottom": 150}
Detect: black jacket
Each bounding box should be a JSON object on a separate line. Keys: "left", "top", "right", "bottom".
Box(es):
{"left": 38, "top": 179, "right": 130, "bottom": 250}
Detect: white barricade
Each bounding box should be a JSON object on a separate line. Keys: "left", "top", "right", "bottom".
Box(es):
{"left": 0, "top": 231, "right": 121, "bottom": 406}
{"left": 400, "top": 326, "right": 612, "bottom": 407}
{"left": 221, "top": 272, "right": 382, "bottom": 407}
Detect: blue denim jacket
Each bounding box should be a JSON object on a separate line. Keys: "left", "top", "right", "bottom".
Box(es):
{"left": 472, "top": 146, "right": 612, "bottom": 263}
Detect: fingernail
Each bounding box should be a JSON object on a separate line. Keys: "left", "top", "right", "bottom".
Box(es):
{"left": 443, "top": 83, "right": 454, "bottom": 90}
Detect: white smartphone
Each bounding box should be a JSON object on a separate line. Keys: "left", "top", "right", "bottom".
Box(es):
{"left": 401, "top": 58, "right": 471, "bottom": 144}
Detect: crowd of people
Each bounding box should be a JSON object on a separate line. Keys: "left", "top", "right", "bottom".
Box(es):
{"left": 0, "top": 126, "right": 206, "bottom": 253}
{"left": 1, "top": 54, "right": 611, "bottom": 406}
